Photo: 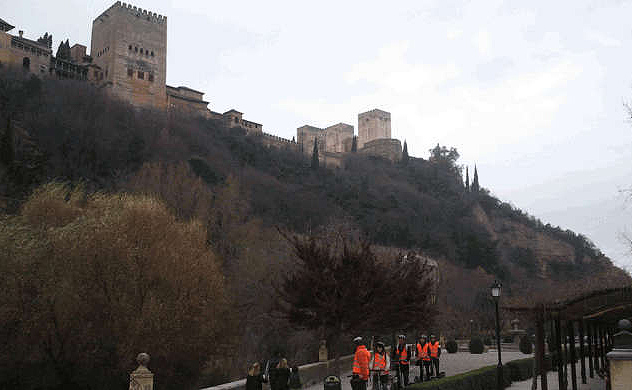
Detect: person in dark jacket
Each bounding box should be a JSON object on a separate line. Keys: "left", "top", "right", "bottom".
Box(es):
{"left": 288, "top": 366, "right": 302, "bottom": 390}
{"left": 270, "top": 358, "right": 291, "bottom": 390}
{"left": 246, "top": 362, "right": 267, "bottom": 390}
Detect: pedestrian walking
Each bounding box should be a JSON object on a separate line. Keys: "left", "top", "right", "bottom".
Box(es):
{"left": 246, "top": 362, "right": 268, "bottom": 390}
{"left": 288, "top": 366, "right": 302, "bottom": 390}
{"left": 270, "top": 358, "right": 291, "bottom": 390}
{"left": 351, "top": 337, "right": 371, "bottom": 390}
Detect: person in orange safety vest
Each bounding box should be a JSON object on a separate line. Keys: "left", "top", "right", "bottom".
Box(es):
{"left": 392, "top": 334, "right": 411, "bottom": 386}
{"left": 369, "top": 341, "right": 390, "bottom": 389}
{"left": 352, "top": 337, "right": 371, "bottom": 390}
{"left": 428, "top": 335, "right": 441, "bottom": 377}
{"left": 416, "top": 334, "right": 431, "bottom": 381}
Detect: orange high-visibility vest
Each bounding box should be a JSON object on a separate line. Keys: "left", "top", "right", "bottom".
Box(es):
{"left": 373, "top": 352, "right": 389, "bottom": 375}
{"left": 353, "top": 345, "right": 370, "bottom": 380}
{"left": 396, "top": 344, "right": 409, "bottom": 365}
{"left": 417, "top": 343, "right": 430, "bottom": 361}
{"left": 429, "top": 342, "right": 440, "bottom": 358}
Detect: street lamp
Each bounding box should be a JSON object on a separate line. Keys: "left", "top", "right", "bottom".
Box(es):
{"left": 491, "top": 280, "right": 503, "bottom": 390}
{"left": 470, "top": 319, "right": 474, "bottom": 338}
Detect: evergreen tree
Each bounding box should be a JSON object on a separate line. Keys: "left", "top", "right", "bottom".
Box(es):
{"left": 402, "top": 140, "right": 409, "bottom": 165}
{"left": 0, "top": 116, "right": 14, "bottom": 166}
{"left": 472, "top": 165, "right": 480, "bottom": 193}
{"left": 311, "top": 138, "right": 319, "bottom": 169}
{"left": 56, "top": 39, "right": 71, "bottom": 60}
{"left": 351, "top": 136, "right": 357, "bottom": 152}
{"left": 465, "top": 166, "right": 470, "bottom": 192}
{"left": 292, "top": 136, "right": 295, "bottom": 143}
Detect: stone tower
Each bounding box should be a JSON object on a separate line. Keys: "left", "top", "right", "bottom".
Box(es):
{"left": 358, "top": 109, "right": 391, "bottom": 149}
{"left": 91, "top": 2, "right": 167, "bottom": 108}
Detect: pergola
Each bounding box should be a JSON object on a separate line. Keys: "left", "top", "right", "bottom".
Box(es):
{"left": 504, "top": 285, "right": 632, "bottom": 390}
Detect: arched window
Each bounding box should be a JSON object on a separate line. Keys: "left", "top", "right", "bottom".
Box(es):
{"left": 151, "top": 51, "right": 154, "bottom": 57}
{"left": 129, "top": 44, "right": 132, "bottom": 51}
{"left": 22, "top": 57, "right": 30, "bottom": 70}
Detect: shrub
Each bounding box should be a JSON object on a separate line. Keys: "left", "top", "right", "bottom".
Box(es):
{"left": 506, "top": 358, "right": 534, "bottom": 381}
{"left": 484, "top": 337, "right": 492, "bottom": 346}
{"left": 407, "top": 364, "right": 511, "bottom": 390}
{"left": 0, "top": 183, "right": 235, "bottom": 390}
{"left": 519, "top": 336, "right": 533, "bottom": 354}
{"left": 469, "top": 337, "right": 484, "bottom": 354}
{"left": 446, "top": 339, "right": 458, "bottom": 354}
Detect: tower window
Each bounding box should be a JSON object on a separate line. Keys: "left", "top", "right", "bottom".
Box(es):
{"left": 151, "top": 51, "right": 154, "bottom": 57}
{"left": 129, "top": 44, "right": 132, "bottom": 50}
{"left": 140, "top": 48, "right": 143, "bottom": 54}
{"left": 137, "top": 71, "right": 144, "bottom": 79}
{"left": 127, "top": 67, "right": 133, "bottom": 77}
{"left": 148, "top": 73, "right": 154, "bottom": 82}
{"left": 135, "top": 46, "right": 138, "bottom": 52}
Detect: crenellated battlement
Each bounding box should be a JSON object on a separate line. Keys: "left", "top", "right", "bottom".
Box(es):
{"left": 95, "top": 1, "right": 167, "bottom": 25}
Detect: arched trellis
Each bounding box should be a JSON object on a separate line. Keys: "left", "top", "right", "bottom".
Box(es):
{"left": 504, "top": 286, "right": 632, "bottom": 390}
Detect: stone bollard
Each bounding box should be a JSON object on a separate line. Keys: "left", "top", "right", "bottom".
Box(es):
{"left": 606, "top": 319, "right": 632, "bottom": 390}
{"left": 319, "top": 340, "right": 328, "bottom": 362}
{"left": 129, "top": 353, "right": 154, "bottom": 390}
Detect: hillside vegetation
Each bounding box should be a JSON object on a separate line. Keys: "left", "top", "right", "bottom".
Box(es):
{"left": 0, "top": 70, "right": 630, "bottom": 388}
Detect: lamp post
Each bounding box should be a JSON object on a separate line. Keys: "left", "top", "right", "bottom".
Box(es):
{"left": 470, "top": 319, "right": 474, "bottom": 339}
{"left": 491, "top": 280, "right": 503, "bottom": 390}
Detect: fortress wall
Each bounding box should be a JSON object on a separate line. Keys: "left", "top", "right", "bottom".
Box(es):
{"left": 360, "top": 138, "right": 401, "bottom": 162}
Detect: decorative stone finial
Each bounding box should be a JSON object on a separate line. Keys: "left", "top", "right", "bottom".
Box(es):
{"left": 618, "top": 319, "right": 631, "bottom": 332}
{"left": 136, "top": 352, "right": 150, "bottom": 367}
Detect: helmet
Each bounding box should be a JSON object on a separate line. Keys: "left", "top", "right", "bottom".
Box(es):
{"left": 430, "top": 334, "right": 436, "bottom": 339}
{"left": 376, "top": 341, "right": 385, "bottom": 349}
{"left": 398, "top": 334, "right": 406, "bottom": 340}
{"left": 353, "top": 337, "right": 363, "bottom": 344}
{"left": 420, "top": 334, "right": 428, "bottom": 340}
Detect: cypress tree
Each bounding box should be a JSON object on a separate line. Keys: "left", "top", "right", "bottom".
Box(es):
{"left": 0, "top": 116, "right": 14, "bottom": 166}
{"left": 311, "top": 138, "right": 319, "bottom": 169}
{"left": 351, "top": 136, "right": 357, "bottom": 152}
{"left": 402, "top": 140, "right": 409, "bottom": 165}
{"left": 465, "top": 166, "right": 470, "bottom": 192}
{"left": 472, "top": 165, "right": 480, "bottom": 193}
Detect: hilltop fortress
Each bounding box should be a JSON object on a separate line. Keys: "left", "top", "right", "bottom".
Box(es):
{"left": 0, "top": 2, "right": 402, "bottom": 165}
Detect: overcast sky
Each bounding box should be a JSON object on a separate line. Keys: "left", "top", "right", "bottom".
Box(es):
{"left": 4, "top": 0, "right": 632, "bottom": 273}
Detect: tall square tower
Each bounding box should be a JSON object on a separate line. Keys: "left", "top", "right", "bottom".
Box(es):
{"left": 358, "top": 109, "right": 391, "bottom": 149}
{"left": 91, "top": 2, "right": 167, "bottom": 108}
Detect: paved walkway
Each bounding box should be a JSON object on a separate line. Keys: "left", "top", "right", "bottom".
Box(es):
{"left": 508, "top": 369, "right": 604, "bottom": 390}
{"left": 304, "top": 351, "right": 530, "bottom": 390}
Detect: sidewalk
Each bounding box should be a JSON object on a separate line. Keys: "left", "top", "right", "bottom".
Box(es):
{"left": 508, "top": 369, "right": 605, "bottom": 390}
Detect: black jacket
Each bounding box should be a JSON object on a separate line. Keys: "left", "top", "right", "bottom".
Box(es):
{"left": 269, "top": 367, "right": 291, "bottom": 390}
{"left": 246, "top": 374, "right": 267, "bottom": 390}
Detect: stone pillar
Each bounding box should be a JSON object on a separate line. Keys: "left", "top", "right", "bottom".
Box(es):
{"left": 129, "top": 353, "right": 154, "bottom": 390}
{"left": 607, "top": 319, "right": 632, "bottom": 390}
{"left": 319, "top": 340, "right": 328, "bottom": 362}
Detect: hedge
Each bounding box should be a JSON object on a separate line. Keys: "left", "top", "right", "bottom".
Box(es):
{"left": 407, "top": 357, "right": 548, "bottom": 390}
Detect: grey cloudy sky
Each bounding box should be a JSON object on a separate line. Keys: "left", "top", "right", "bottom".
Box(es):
{"left": 4, "top": 0, "right": 632, "bottom": 272}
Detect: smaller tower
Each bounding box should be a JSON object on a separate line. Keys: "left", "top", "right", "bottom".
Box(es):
{"left": 358, "top": 109, "right": 391, "bottom": 149}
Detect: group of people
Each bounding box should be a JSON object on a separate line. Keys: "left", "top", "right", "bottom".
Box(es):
{"left": 352, "top": 334, "right": 442, "bottom": 390}
{"left": 246, "top": 358, "right": 302, "bottom": 390}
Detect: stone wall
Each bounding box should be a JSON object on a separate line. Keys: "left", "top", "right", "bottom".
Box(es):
{"left": 0, "top": 30, "right": 52, "bottom": 74}
{"left": 91, "top": 1, "right": 167, "bottom": 108}
{"left": 200, "top": 353, "right": 356, "bottom": 390}
{"left": 360, "top": 138, "right": 401, "bottom": 162}
{"left": 258, "top": 132, "right": 300, "bottom": 152}
{"left": 324, "top": 123, "right": 354, "bottom": 154}
{"left": 166, "top": 85, "right": 209, "bottom": 116}
{"left": 358, "top": 109, "right": 391, "bottom": 149}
